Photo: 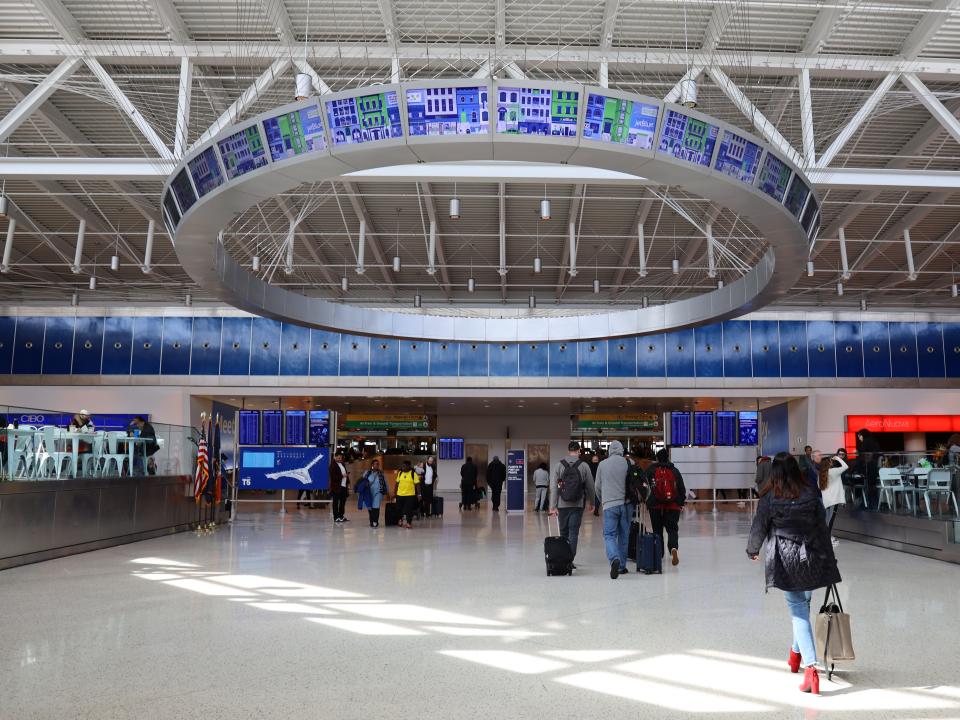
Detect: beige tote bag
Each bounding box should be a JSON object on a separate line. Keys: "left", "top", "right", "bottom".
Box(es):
{"left": 815, "top": 584, "right": 855, "bottom": 679}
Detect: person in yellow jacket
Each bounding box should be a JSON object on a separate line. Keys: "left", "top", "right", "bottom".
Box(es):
{"left": 393, "top": 460, "right": 421, "bottom": 529}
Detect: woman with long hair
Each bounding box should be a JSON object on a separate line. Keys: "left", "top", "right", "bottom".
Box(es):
{"left": 747, "top": 453, "right": 841, "bottom": 695}
{"left": 819, "top": 453, "right": 848, "bottom": 544}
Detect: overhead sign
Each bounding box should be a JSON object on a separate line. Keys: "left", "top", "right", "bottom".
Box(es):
{"left": 574, "top": 413, "right": 661, "bottom": 431}
{"left": 5, "top": 413, "right": 147, "bottom": 431}
{"left": 847, "top": 415, "right": 960, "bottom": 434}
{"left": 342, "top": 414, "right": 430, "bottom": 431}
{"left": 238, "top": 446, "right": 329, "bottom": 491}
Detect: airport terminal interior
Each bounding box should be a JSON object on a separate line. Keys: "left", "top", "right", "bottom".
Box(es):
{"left": 2, "top": 0, "right": 960, "bottom": 717}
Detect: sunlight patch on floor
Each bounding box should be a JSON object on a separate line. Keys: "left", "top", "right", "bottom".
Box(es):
{"left": 439, "top": 650, "right": 569, "bottom": 674}
{"left": 306, "top": 618, "right": 426, "bottom": 636}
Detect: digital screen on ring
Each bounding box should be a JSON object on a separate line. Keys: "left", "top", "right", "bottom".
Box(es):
{"left": 694, "top": 411, "right": 714, "bottom": 446}
{"left": 263, "top": 105, "right": 327, "bottom": 161}
{"left": 714, "top": 129, "right": 763, "bottom": 184}
{"left": 657, "top": 109, "right": 719, "bottom": 166}
{"left": 218, "top": 124, "right": 269, "bottom": 179}
{"left": 758, "top": 153, "right": 791, "bottom": 202}
{"left": 582, "top": 93, "right": 658, "bottom": 148}
{"left": 326, "top": 91, "right": 402, "bottom": 146}
{"left": 784, "top": 175, "right": 811, "bottom": 219}
{"left": 406, "top": 86, "right": 489, "bottom": 136}
{"left": 496, "top": 87, "right": 579, "bottom": 137}
{"left": 187, "top": 146, "right": 224, "bottom": 198}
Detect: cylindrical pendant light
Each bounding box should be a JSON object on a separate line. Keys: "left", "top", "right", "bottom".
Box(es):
{"left": 641, "top": 296, "right": 649, "bottom": 309}
{"left": 295, "top": 73, "right": 312, "bottom": 100}
{"left": 392, "top": 255, "right": 401, "bottom": 272}
{"left": 449, "top": 196, "right": 460, "bottom": 219}
{"left": 341, "top": 275, "right": 349, "bottom": 292}
{"left": 679, "top": 77, "right": 698, "bottom": 108}
{"left": 414, "top": 293, "right": 422, "bottom": 308}
{"left": 70, "top": 292, "right": 78, "bottom": 307}
{"left": 533, "top": 256, "right": 542, "bottom": 274}
{"left": 0, "top": 194, "right": 8, "bottom": 218}
{"left": 952, "top": 283, "right": 958, "bottom": 298}
{"left": 110, "top": 254, "right": 119, "bottom": 272}
{"left": 89, "top": 275, "right": 97, "bottom": 290}
{"left": 185, "top": 293, "right": 192, "bottom": 307}
{"left": 859, "top": 298, "right": 867, "bottom": 311}
{"left": 528, "top": 294, "right": 536, "bottom": 309}
{"left": 806, "top": 261, "right": 814, "bottom": 277}
{"left": 717, "top": 279, "right": 724, "bottom": 289}
{"left": 467, "top": 277, "right": 475, "bottom": 293}
{"left": 671, "top": 258, "right": 680, "bottom": 275}
{"left": 540, "top": 198, "right": 551, "bottom": 221}
{"left": 252, "top": 254, "right": 261, "bottom": 272}
{"left": 836, "top": 282, "right": 844, "bottom": 296}
{"left": 592, "top": 278, "right": 600, "bottom": 294}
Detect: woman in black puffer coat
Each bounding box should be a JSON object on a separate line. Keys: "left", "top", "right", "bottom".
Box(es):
{"left": 746, "top": 452, "right": 841, "bottom": 696}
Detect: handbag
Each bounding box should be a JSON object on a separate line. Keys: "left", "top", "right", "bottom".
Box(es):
{"left": 814, "top": 583, "right": 855, "bottom": 679}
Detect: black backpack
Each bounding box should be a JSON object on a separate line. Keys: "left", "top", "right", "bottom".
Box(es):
{"left": 558, "top": 459, "right": 585, "bottom": 503}
{"left": 625, "top": 464, "right": 647, "bottom": 505}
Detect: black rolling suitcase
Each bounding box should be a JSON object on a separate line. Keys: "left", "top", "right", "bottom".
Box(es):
{"left": 627, "top": 513, "right": 640, "bottom": 562}
{"left": 636, "top": 506, "right": 663, "bottom": 575}
{"left": 431, "top": 495, "right": 444, "bottom": 517}
{"left": 544, "top": 515, "right": 574, "bottom": 576}
{"left": 384, "top": 501, "right": 401, "bottom": 527}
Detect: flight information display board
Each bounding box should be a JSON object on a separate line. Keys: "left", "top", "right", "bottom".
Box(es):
{"left": 757, "top": 153, "right": 791, "bottom": 202}
{"left": 714, "top": 130, "right": 763, "bottom": 184}
{"left": 496, "top": 87, "right": 579, "bottom": 136}
{"left": 738, "top": 411, "right": 759, "bottom": 446}
{"left": 658, "top": 110, "right": 719, "bottom": 166}
{"left": 326, "top": 91, "right": 402, "bottom": 146}
{"left": 716, "top": 411, "right": 737, "bottom": 446}
{"left": 162, "top": 190, "right": 181, "bottom": 227}
{"left": 261, "top": 410, "right": 282, "bottom": 446}
{"left": 309, "top": 410, "right": 330, "bottom": 446}
{"left": 284, "top": 410, "right": 306, "bottom": 445}
{"left": 784, "top": 175, "right": 811, "bottom": 219}
{"left": 694, "top": 411, "right": 714, "bottom": 446}
{"left": 218, "top": 124, "right": 269, "bottom": 179}
{"left": 582, "top": 93, "right": 659, "bottom": 148}
{"left": 406, "top": 86, "right": 489, "bottom": 136}
{"left": 170, "top": 168, "right": 197, "bottom": 214}
{"left": 187, "top": 146, "right": 224, "bottom": 198}
{"left": 670, "top": 411, "right": 692, "bottom": 446}
{"left": 238, "top": 410, "right": 260, "bottom": 446}
{"left": 438, "top": 437, "right": 464, "bottom": 460}
{"left": 263, "top": 105, "right": 327, "bottom": 161}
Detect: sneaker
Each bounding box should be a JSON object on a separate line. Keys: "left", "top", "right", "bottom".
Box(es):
{"left": 373, "top": 521, "right": 379, "bottom": 528}
{"left": 342, "top": 517, "right": 350, "bottom": 522}
{"left": 619, "top": 566, "right": 630, "bottom": 575}
{"left": 671, "top": 548, "right": 680, "bottom": 566}
{"left": 610, "top": 559, "right": 620, "bottom": 579}
{"left": 334, "top": 518, "right": 341, "bottom": 523}
{"left": 831, "top": 536, "right": 840, "bottom": 548}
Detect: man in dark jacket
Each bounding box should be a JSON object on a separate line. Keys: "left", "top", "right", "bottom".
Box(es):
{"left": 645, "top": 448, "right": 686, "bottom": 567}
{"left": 329, "top": 451, "right": 349, "bottom": 522}
{"left": 459, "top": 456, "right": 478, "bottom": 510}
{"left": 486, "top": 456, "right": 506, "bottom": 511}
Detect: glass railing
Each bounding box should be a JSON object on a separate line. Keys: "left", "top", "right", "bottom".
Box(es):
{"left": 0, "top": 404, "right": 197, "bottom": 481}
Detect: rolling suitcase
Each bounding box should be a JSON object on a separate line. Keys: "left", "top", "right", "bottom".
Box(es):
{"left": 637, "top": 506, "right": 663, "bottom": 575}
{"left": 384, "top": 501, "right": 401, "bottom": 527}
{"left": 431, "top": 495, "right": 444, "bottom": 517}
{"left": 627, "top": 518, "right": 640, "bottom": 562}
{"left": 544, "top": 515, "right": 574, "bottom": 576}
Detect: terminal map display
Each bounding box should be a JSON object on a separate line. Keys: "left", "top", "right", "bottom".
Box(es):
{"left": 758, "top": 153, "right": 791, "bottom": 202}
{"left": 716, "top": 411, "right": 736, "bottom": 446}
{"left": 218, "top": 124, "right": 268, "bottom": 179}
{"left": 406, "top": 86, "right": 489, "bottom": 136}
{"left": 263, "top": 105, "right": 327, "bottom": 161}
{"left": 694, "top": 411, "right": 714, "bottom": 446}
{"left": 284, "top": 410, "right": 306, "bottom": 445}
{"left": 738, "top": 411, "right": 759, "bottom": 446}
{"left": 170, "top": 168, "right": 197, "bottom": 214}
{"left": 261, "top": 410, "right": 282, "bottom": 446}
{"left": 658, "top": 110, "right": 718, "bottom": 166}
{"left": 496, "top": 87, "right": 579, "bottom": 136}
{"left": 715, "top": 130, "right": 763, "bottom": 184}
{"left": 670, "top": 411, "right": 692, "bottom": 446}
{"left": 187, "top": 146, "right": 224, "bottom": 198}
{"left": 439, "top": 437, "right": 464, "bottom": 460}
{"left": 309, "top": 410, "right": 330, "bottom": 447}
{"left": 326, "top": 91, "right": 402, "bottom": 146}
{"left": 238, "top": 410, "right": 260, "bottom": 445}
{"left": 784, "top": 175, "right": 811, "bottom": 219}
{"left": 239, "top": 446, "right": 329, "bottom": 491}
{"left": 583, "top": 93, "right": 658, "bottom": 148}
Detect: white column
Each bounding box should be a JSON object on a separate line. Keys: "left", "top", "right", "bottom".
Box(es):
{"left": 356, "top": 219, "right": 366, "bottom": 274}
{"left": 1, "top": 217, "right": 15, "bottom": 272}
{"left": 71, "top": 219, "right": 85, "bottom": 273}
{"left": 706, "top": 223, "right": 717, "bottom": 278}
{"left": 838, "top": 226, "right": 850, "bottom": 279}
{"left": 637, "top": 222, "right": 647, "bottom": 277}
{"left": 904, "top": 227, "right": 917, "bottom": 280}
{"left": 427, "top": 219, "right": 437, "bottom": 275}
{"left": 568, "top": 222, "right": 578, "bottom": 277}
{"left": 142, "top": 219, "right": 154, "bottom": 274}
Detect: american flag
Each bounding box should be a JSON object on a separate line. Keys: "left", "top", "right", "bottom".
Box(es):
{"left": 194, "top": 436, "right": 209, "bottom": 504}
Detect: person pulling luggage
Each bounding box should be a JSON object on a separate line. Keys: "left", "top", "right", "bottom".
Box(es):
{"left": 645, "top": 448, "right": 686, "bottom": 566}
{"left": 548, "top": 442, "right": 595, "bottom": 567}
{"left": 595, "top": 440, "right": 631, "bottom": 579}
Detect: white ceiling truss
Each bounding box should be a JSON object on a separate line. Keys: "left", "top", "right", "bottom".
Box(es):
{"left": 0, "top": 0, "right": 959, "bottom": 312}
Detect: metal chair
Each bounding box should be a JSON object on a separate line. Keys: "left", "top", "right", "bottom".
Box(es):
{"left": 923, "top": 469, "right": 959, "bottom": 518}
{"left": 100, "top": 432, "right": 130, "bottom": 477}
{"left": 35, "top": 426, "right": 73, "bottom": 479}
{"left": 80, "top": 432, "right": 106, "bottom": 477}
{"left": 848, "top": 472, "right": 867, "bottom": 507}
{"left": 878, "top": 467, "right": 913, "bottom": 513}
{"left": 7, "top": 427, "right": 38, "bottom": 479}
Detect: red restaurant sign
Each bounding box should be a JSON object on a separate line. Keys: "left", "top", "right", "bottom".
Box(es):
{"left": 846, "top": 415, "right": 960, "bottom": 433}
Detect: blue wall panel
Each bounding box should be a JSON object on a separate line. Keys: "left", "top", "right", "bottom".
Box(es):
{"left": 944, "top": 325, "right": 960, "bottom": 377}
{"left": 429, "top": 342, "right": 458, "bottom": 376}
{"left": 519, "top": 343, "right": 547, "bottom": 377}
{"left": 339, "top": 334, "right": 371, "bottom": 376}
{"left": 12, "top": 317, "right": 44, "bottom": 374}
{"left": 762, "top": 402, "right": 790, "bottom": 455}
{"left": 369, "top": 338, "right": 399, "bottom": 376}
{"left": 190, "top": 317, "right": 222, "bottom": 375}
{"left": 578, "top": 340, "right": 607, "bottom": 377}
{"left": 160, "top": 317, "right": 192, "bottom": 375}
{"left": 721, "top": 321, "right": 751, "bottom": 377}
{"left": 916, "top": 323, "right": 945, "bottom": 378}
{"left": 608, "top": 337, "right": 637, "bottom": 377}
{"left": 220, "top": 317, "right": 251, "bottom": 375}
{"left": 665, "top": 329, "right": 694, "bottom": 377}
{"left": 489, "top": 343, "right": 519, "bottom": 377}
{"left": 42, "top": 317, "right": 75, "bottom": 374}
{"left": 862, "top": 322, "right": 891, "bottom": 378}
{"left": 637, "top": 334, "right": 666, "bottom": 377}
{"left": 130, "top": 318, "right": 162, "bottom": 374}
{"left": 249, "top": 318, "right": 281, "bottom": 375}
{"left": 835, "top": 321, "right": 864, "bottom": 378}
{"left": 806, "top": 321, "right": 836, "bottom": 377}
{"left": 309, "top": 330, "right": 339, "bottom": 376}
{"left": 459, "top": 342, "right": 489, "bottom": 377}
{"left": 889, "top": 322, "right": 918, "bottom": 377}
{"left": 778, "top": 321, "right": 807, "bottom": 377}
{"left": 399, "top": 340, "right": 428, "bottom": 376}
{"left": 278, "top": 323, "right": 310, "bottom": 376}
{"left": 694, "top": 324, "right": 723, "bottom": 378}
{"left": 72, "top": 317, "right": 104, "bottom": 375}
{"left": 0, "top": 317, "right": 15, "bottom": 373}
{"left": 750, "top": 321, "right": 780, "bottom": 377}
{"left": 102, "top": 317, "right": 133, "bottom": 375}
{"left": 549, "top": 342, "right": 577, "bottom": 377}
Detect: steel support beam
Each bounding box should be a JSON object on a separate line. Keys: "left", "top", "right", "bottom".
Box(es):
{"left": 613, "top": 198, "right": 653, "bottom": 289}
{"left": 174, "top": 57, "right": 192, "bottom": 159}
{"left": 29, "top": 0, "right": 84, "bottom": 41}
{"left": 555, "top": 185, "right": 585, "bottom": 298}
{"left": 816, "top": 73, "right": 899, "bottom": 168}
{"left": 340, "top": 181, "right": 397, "bottom": 291}
{"left": 149, "top": 0, "right": 191, "bottom": 42}
{"left": 0, "top": 57, "right": 80, "bottom": 142}
{"left": 901, "top": 73, "right": 960, "bottom": 144}
{"left": 899, "top": 0, "right": 960, "bottom": 59}
{"left": 664, "top": 66, "right": 703, "bottom": 104}
{"left": 798, "top": 68, "right": 816, "bottom": 165}
{"left": 275, "top": 196, "right": 343, "bottom": 296}
{"left": 701, "top": 1, "right": 737, "bottom": 53}
{"left": 498, "top": 182, "right": 507, "bottom": 300}
{"left": 416, "top": 182, "right": 451, "bottom": 295}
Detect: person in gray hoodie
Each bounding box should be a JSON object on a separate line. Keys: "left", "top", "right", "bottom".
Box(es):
{"left": 595, "top": 440, "right": 632, "bottom": 579}
{"left": 549, "top": 441, "right": 595, "bottom": 564}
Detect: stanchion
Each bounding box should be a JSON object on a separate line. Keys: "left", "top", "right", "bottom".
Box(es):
{"left": 279, "top": 489, "right": 286, "bottom": 514}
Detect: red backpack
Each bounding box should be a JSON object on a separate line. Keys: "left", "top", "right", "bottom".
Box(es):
{"left": 652, "top": 464, "right": 678, "bottom": 506}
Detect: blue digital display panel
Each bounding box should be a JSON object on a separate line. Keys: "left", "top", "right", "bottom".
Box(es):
{"left": 326, "top": 91, "right": 402, "bottom": 146}
{"left": 582, "top": 93, "right": 658, "bottom": 148}
{"left": 406, "top": 86, "right": 489, "bottom": 136}
{"left": 801, "top": 196, "right": 819, "bottom": 233}
{"left": 238, "top": 410, "right": 260, "bottom": 445}
{"left": 187, "top": 146, "right": 224, "bottom": 198}
{"left": 716, "top": 411, "right": 736, "bottom": 446}
{"left": 439, "top": 437, "right": 464, "bottom": 460}
{"left": 263, "top": 105, "right": 327, "bottom": 161}
{"left": 657, "top": 109, "right": 719, "bottom": 166}
{"left": 238, "top": 446, "right": 329, "bottom": 491}
{"left": 162, "top": 190, "right": 180, "bottom": 228}
{"left": 738, "top": 411, "right": 759, "bottom": 446}
{"left": 714, "top": 130, "right": 763, "bottom": 184}
{"left": 496, "top": 87, "right": 579, "bottom": 136}
{"left": 285, "top": 409, "right": 306, "bottom": 445}
{"left": 671, "top": 411, "right": 691, "bottom": 446}
{"left": 758, "top": 154, "right": 791, "bottom": 202}
{"left": 261, "top": 410, "right": 282, "bottom": 446}
{"left": 694, "top": 411, "right": 714, "bottom": 446}
{"left": 218, "top": 124, "right": 269, "bottom": 179}
{"left": 309, "top": 410, "right": 330, "bottom": 446}
{"left": 170, "top": 168, "right": 196, "bottom": 214}
{"left": 784, "top": 175, "right": 810, "bottom": 219}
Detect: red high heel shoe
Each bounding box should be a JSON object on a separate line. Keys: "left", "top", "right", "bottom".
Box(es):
{"left": 788, "top": 649, "right": 801, "bottom": 673}
{"left": 799, "top": 666, "right": 820, "bottom": 694}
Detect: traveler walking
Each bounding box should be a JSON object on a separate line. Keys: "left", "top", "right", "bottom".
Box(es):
{"left": 645, "top": 448, "right": 686, "bottom": 566}
{"left": 819, "top": 453, "right": 848, "bottom": 546}
{"left": 357, "top": 459, "right": 387, "bottom": 527}
{"left": 746, "top": 454, "right": 841, "bottom": 695}
{"left": 421, "top": 456, "right": 437, "bottom": 517}
{"left": 487, "top": 455, "right": 506, "bottom": 512}
{"left": 590, "top": 452, "right": 601, "bottom": 516}
{"left": 393, "top": 460, "right": 420, "bottom": 529}
{"left": 329, "top": 451, "right": 350, "bottom": 523}
{"left": 595, "top": 440, "right": 632, "bottom": 579}
{"left": 459, "top": 456, "right": 478, "bottom": 511}
{"left": 755, "top": 455, "right": 773, "bottom": 496}
{"left": 533, "top": 462, "right": 550, "bottom": 511}
{"left": 548, "top": 442, "right": 595, "bottom": 565}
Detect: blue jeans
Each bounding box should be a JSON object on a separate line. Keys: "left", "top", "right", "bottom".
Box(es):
{"left": 784, "top": 590, "right": 817, "bottom": 667}
{"left": 603, "top": 503, "right": 632, "bottom": 566}
{"left": 557, "top": 507, "right": 584, "bottom": 559}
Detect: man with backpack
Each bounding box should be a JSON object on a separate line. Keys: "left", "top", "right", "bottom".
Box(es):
{"left": 645, "top": 448, "right": 686, "bottom": 567}
{"left": 549, "top": 441, "right": 595, "bottom": 565}
{"left": 594, "top": 440, "right": 635, "bottom": 579}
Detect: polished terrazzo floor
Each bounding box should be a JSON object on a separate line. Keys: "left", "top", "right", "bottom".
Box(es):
{"left": 2, "top": 497, "right": 959, "bottom": 720}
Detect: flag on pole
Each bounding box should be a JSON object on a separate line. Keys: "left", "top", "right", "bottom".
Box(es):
{"left": 194, "top": 428, "right": 209, "bottom": 505}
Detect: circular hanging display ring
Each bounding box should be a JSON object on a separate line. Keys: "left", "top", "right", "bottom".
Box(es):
{"left": 163, "top": 80, "right": 819, "bottom": 342}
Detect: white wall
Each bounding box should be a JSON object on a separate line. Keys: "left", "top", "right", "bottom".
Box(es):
{"left": 787, "top": 397, "right": 810, "bottom": 455}
{"left": 1, "top": 385, "right": 195, "bottom": 427}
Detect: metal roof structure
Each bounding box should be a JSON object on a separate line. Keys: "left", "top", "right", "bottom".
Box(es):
{"left": 0, "top": 0, "right": 959, "bottom": 314}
